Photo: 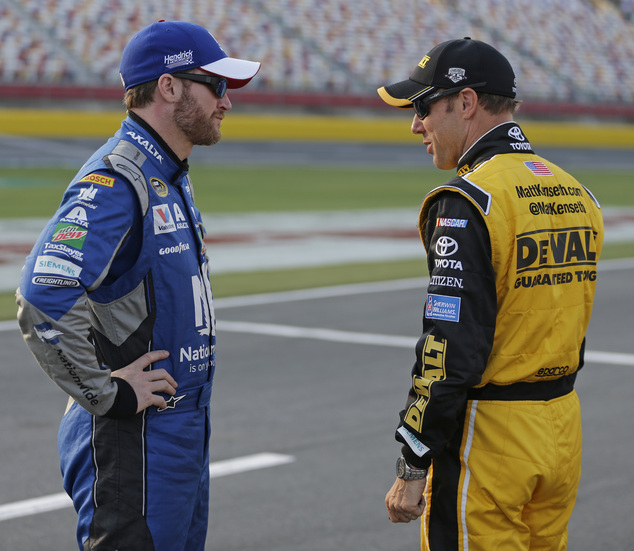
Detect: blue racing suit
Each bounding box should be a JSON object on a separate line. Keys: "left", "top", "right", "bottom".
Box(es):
{"left": 17, "top": 112, "right": 216, "bottom": 551}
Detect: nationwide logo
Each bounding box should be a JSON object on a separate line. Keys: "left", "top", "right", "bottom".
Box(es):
{"left": 52, "top": 223, "right": 88, "bottom": 249}
{"left": 153, "top": 204, "right": 177, "bottom": 234}
{"left": 78, "top": 173, "right": 115, "bottom": 187}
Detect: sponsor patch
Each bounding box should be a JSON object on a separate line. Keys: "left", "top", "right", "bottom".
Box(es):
{"left": 153, "top": 204, "right": 176, "bottom": 234}
{"left": 34, "top": 322, "right": 63, "bottom": 345}
{"left": 78, "top": 173, "right": 115, "bottom": 187}
{"left": 51, "top": 223, "right": 87, "bottom": 249}
{"left": 425, "top": 293, "right": 461, "bottom": 323}
{"left": 77, "top": 185, "right": 98, "bottom": 202}
{"left": 434, "top": 236, "right": 459, "bottom": 257}
{"left": 445, "top": 67, "right": 466, "bottom": 83}
{"left": 397, "top": 426, "right": 430, "bottom": 458}
{"left": 436, "top": 217, "right": 468, "bottom": 228}
{"left": 34, "top": 256, "right": 82, "bottom": 278}
{"left": 150, "top": 177, "right": 169, "bottom": 197}
{"left": 32, "top": 276, "right": 80, "bottom": 288}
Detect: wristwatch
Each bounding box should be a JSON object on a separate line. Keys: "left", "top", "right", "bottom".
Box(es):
{"left": 396, "top": 456, "right": 428, "bottom": 480}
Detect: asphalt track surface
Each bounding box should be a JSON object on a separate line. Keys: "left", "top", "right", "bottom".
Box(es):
{"left": 1, "top": 259, "right": 633, "bottom": 550}
{"left": 1, "top": 139, "right": 634, "bottom": 549}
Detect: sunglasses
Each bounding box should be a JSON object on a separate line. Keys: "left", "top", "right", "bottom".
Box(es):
{"left": 172, "top": 72, "right": 228, "bottom": 98}
{"left": 412, "top": 83, "right": 485, "bottom": 120}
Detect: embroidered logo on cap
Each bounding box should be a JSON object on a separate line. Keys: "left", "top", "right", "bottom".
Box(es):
{"left": 445, "top": 68, "right": 467, "bottom": 83}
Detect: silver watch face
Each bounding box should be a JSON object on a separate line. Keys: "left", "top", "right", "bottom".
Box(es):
{"left": 396, "top": 457, "right": 407, "bottom": 478}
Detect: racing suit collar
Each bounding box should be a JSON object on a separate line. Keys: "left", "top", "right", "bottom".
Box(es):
{"left": 456, "top": 121, "right": 534, "bottom": 176}
{"left": 127, "top": 110, "right": 190, "bottom": 179}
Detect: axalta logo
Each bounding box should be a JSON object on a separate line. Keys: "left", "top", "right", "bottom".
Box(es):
{"left": 126, "top": 131, "right": 164, "bottom": 164}
{"left": 164, "top": 49, "right": 194, "bottom": 69}
{"left": 516, "top": 228, "right": 598, "bottom": 273}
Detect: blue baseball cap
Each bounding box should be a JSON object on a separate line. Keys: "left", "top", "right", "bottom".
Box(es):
{"left": 119, "top": 20, "right": 260, "bottom": 91}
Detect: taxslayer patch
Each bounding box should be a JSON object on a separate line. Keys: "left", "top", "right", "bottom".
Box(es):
{"left": 78, "top": 173, "right": 115, "bottom": 187}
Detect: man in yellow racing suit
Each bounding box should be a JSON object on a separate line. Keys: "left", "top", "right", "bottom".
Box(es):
{"left": 379, "top": 37, "right": 604, "bottom": 550}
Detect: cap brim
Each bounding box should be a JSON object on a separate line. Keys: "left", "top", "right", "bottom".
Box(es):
{"left": 377, "top": 79, "right": 434, "bottom": 108}
{"left": 201, "top": 57, "right": 261, "bottom": 89}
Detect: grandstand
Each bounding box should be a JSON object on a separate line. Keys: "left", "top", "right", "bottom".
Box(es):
{"left": 1, "top": 0, "right": 634, "bottom": 117}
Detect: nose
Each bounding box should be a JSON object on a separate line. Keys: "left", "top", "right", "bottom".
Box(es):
{"left": 219, "top": 93, "right": 232, "bottom": 111}
{"left": 411, "top": 114, "right": 424, "bottom": 135}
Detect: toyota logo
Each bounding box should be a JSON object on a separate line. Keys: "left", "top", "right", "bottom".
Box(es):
{"left": 508, "top": 126, "right": 526, "bottom": 141}
{"left": 435, "top": 236, "right": 459, "bottom": 257}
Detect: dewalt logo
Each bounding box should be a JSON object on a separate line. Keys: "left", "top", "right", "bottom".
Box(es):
{"left": 516, "top": 227, "right": 598, "bottom": 274}
{"left": 418, "top": 55, "right": 431, "bottom": 69}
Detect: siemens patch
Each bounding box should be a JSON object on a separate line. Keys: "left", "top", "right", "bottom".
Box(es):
{"left": 425, "top": 293, "right": 461, "bottom": 322}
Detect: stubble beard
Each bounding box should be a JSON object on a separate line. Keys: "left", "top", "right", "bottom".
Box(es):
{"left": 173, "top": 86, "right": 222, "bottom": 146}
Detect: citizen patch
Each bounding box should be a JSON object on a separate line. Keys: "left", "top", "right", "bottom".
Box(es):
{"left": 78, "top": 173, "right": 115, "bottom": 187}
{"left": 425, "top": 293, "right": 461, "bottom": 323}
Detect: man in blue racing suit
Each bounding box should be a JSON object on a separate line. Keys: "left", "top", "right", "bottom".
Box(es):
{"left": 16, "top": 20, "right": 260, "bottom": 551}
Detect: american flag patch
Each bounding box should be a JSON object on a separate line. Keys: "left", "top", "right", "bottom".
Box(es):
{"left": 524, "top": 161, "right": 553, "bottom": 176}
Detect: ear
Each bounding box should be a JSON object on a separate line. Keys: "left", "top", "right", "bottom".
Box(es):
{"left": 459, "top": 88, "right": 479, "bottom": 119}
{"left": 156, "top": 73, "right": 180, "bottom": 104}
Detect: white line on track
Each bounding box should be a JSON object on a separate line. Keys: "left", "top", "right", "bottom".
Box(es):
{"left": 0, "top": 452, "right": 295, "bottom": 523}
{"left": 218, "top": 320, "right": 634, "bottom": 367}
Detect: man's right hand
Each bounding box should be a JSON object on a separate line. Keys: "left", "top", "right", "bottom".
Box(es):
{"left": 111, "top": 350, "right": 178, "bottom": 413}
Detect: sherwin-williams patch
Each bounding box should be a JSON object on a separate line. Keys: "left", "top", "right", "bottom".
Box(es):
{"left": 425, "top": 293, "right": 461, "bottom": 322}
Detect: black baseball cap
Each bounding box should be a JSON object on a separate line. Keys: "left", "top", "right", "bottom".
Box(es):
{"left": 378, "top": 37, "right": 517, "bottom": 108}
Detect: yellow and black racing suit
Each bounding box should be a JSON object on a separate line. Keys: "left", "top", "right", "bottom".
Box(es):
{"left": 395, "top": 122, "right": 604, "bottom": 550}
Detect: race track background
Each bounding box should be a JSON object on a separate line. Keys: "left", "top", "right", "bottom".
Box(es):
{"left": 0, "top": 137, "right": 633, "bottom": 550}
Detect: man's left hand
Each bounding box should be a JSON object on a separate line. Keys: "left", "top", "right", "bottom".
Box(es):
{"left": 385, "top": 477, "right": 426, "bottom": 523}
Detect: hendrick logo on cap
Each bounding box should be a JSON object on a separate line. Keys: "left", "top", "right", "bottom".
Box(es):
{"left": 164, "top": 49, "right": 194, "bottom": 69}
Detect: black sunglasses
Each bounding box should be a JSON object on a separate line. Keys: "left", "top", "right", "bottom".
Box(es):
{"left": 172, "top": 72, "right": 228, "bottom": 98}
{"left": 412, "top": 83, "right": 486, "bottom": 120}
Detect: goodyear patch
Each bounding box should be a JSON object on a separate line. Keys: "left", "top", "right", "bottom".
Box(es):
{"left": 78, "top": 173, "right": 115, "bottom": 187}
